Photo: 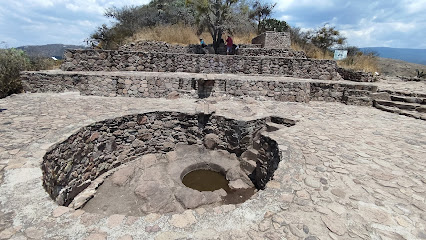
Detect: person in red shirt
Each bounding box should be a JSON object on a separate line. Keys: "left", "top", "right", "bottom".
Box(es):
{"left": 226, "top": 36, "right": 233, "bottom": 55}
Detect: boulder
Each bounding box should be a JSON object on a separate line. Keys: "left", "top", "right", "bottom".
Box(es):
{"left": 204, "top": 134, "right": 220, "bottom": 149}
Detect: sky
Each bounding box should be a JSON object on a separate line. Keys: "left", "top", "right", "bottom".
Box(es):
{"left": 0, "top": 0, "right": 425, "bottom": 49}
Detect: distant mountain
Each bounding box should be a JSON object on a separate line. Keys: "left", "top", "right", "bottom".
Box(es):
{"left": 377, "top": 57, "right": 426, "bottom": 77}
{"left": 17, "top": 44, "right": 86, "bottom": 60}
{"left": 360, "top": 47, "right": 426, "bottom": 65}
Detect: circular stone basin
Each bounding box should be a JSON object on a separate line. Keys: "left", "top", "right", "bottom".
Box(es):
{"left": 42, "top": 111, "right": 290, "bottom": 216}
{"left": 182, "top": 169, "right": 231, "bottom": 192}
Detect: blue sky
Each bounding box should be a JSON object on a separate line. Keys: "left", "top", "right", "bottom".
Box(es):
{"left": 1, "top": 0, "right": 425, "bottom": 49}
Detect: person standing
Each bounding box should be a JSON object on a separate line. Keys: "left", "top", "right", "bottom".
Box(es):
{"left": 226, "top": 36, "right": 233, "bottom": 55}
{"left": 200, "top": 38, "right": 206, "bottom": 47}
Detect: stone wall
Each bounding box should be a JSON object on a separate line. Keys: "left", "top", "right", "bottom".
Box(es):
{"left": 337, "top": 68, "right": 376, "bottom": 82}
{"left": 119, "top": 41, "right": 189, "bottom": 53}
{"left": 21, "top": 71, "right": 378, "bottom": 105}
{"left": 237, "top": 48, "right": 307, "bottom": 58}
{"left": 238, "top": 44, "right": 262, "bottom": 49}
{"left": 61, "top": 50, "right": 341, "bottom": 80}
{"left": 118, "top": 40, "right": 209, "bottom": 54}
{"left": 42, "top": 111, "right": 283, "bottom": 206}
{"left": 251, "top": 34, "right": 266, "bottom": 47}
{"left": 252, "top": 32, "right": 291, "bottom": 49}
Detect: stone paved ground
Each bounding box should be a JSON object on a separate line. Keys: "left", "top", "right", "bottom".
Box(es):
{"left": 0, "top": 92, "right": 425, "bottom": 240}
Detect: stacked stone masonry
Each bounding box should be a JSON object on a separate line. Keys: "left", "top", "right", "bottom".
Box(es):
{"left": 119, "top": 41, "right": 202, "bottom": 54}
{"left": 252, "top": 32, "right": 291, "bottom": 49}
{"left": 21, "top": 71, "right": 377, "bottom": 106}
{"left": 119, "top": 41, "right": 187, "bottom": 53}
{"left": 337, "top": 67, "right": 376, "bottom": 82}
{"left": 61, "top": 50, "right": 341, "bottom": 80}
{"left": 42, "top": 111, "right": 284, "bottom": 206}
{"left": 237, "top": 48, "right": 307, "bottom": 58}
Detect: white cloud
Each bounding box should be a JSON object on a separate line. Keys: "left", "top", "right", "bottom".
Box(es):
{"left": 0, "top": 0, "right": 151, "bottom": 47}
{"left": 276, "top": 0, "right": 335, "bottom": 11}
{"left": 0, "top": 0, "right": 425, "bottom": 48}
{"left": 274, "top": 0, "right": 426, "bottom": 48}
{"left": 65, "top": 3, "right": 104, "bottom": 14}
{"left": 279, "top": 15, "right": 292, "bottom": 21}
{"left": 404, "top": 0, "right": 426, "bottom": 13}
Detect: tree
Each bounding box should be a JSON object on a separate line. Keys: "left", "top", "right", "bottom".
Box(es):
{"left": 258, "top": 18, "right": 289, "bottom": 33}
{"left": 249, "top": 0, "right": 276, "bottom": 34}
{"left": 309, "top": 24, "right": 346, "bottom": 52}
{"left": 87, "top": 0, "right": 195, "bottom": 49}
{"left": 189, "top": 0, "right": 245, "bottom": 53}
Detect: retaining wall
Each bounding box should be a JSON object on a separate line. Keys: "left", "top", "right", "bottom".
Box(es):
{"left": 42, "top": 112, "right": 282, "bottom": 206}
{"left": 21, "top": 71, "right": 377, "bottom": 105}
{"left": 337, "top": 68, "right": 376, "bottom": 82}
{"left": 237, "top": 48, "right": 307, "bottom": 58}
{"left": 61, "top": 50, "right": 341, "bottom": 80}
{"left": 118, "top": 41, "right": 190, "bottom": 53}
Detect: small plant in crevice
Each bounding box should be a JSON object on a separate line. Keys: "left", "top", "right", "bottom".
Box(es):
{"left": 416, "top": 69, "right": 426, "bottom": 78}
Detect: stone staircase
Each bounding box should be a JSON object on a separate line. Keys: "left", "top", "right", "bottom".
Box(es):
{"left": 240, "top": 118, "right": 292, "bottom": 177}
{"left": 373, "top": 91, "right": 426, "bottom": 120}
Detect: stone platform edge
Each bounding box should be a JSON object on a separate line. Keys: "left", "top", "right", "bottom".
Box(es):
{"left": 61, "top": 49, "right": 341, "bottom": 81}
{"left": 21, "top": 70, "right": 378, "bottom": 106}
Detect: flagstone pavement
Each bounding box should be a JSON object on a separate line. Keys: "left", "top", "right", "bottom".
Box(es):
{"left": 0, "top": 92, "right": 425, "bottom": 239}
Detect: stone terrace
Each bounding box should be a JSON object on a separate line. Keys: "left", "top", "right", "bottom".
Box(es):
{"left": 60, "top": 50, "right": 341, "bottom": 80}
{"left": 0, "top": 93, "right": 425, "bottom": 239}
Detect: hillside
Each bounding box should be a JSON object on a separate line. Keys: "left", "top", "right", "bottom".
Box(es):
{"left": 17, "top": 44, "right": 86, "bottom": 59}
{"left": 377, "top": 57, "right": 426, "bottom": 77}
{"left": 361, "top": 47, "right": 426, "bottom": 65}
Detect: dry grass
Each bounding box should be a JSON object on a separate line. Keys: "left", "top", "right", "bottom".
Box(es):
{"left": 128, "top": 24, "right": 199, "bottom": 45}
{"left": 291, "top": 43, "right": 333, "bottom": 59}
{"left": 292, "top": 42, "right": 378, "bottom": 73}
{"left": 127, "top": 24, "right": 256, "bottom": 45}
{"left": 337, "top": 54, "right": 379, "bottom": 73}
{"left": 232, "top": 32, "right": 257, "bottom": 44}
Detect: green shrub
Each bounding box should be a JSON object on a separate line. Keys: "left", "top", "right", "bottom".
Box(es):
{"left": 0, "top": 48, "right": 30, "bottom": 98}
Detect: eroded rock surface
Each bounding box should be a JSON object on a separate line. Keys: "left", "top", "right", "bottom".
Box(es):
{"left": 81, "top": 145, "right": 255, "bottom": 216}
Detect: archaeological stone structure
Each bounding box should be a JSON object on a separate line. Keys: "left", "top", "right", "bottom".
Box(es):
{"left": 2, "top": 31, "right": 425, "bottom": 239}
{"left": 252, "top": 31, "right": 292, "bottom": 49}
{"left": 42, "top": 112, "right": 292, "bottom": 214}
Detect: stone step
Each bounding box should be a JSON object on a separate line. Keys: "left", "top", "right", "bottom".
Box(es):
{"left": 238, "top": 44, "right": 262, "bottom": 49}
{"left": 379, "top": 89, "right": 426, "bottom": 99}
{"left": 266, "top": 122, "right": 283, "bottom": 132}
{"left": 240, "top": 158, "right": 257, "bottom": 175}
{"left": 375, "top": 100, "right": 426, "bottom": 112}
{"left": 252, "top": 126, "right": 266, "bottom": 142}
{"left": 241, "top": 149, "right": 259, "bottom": 161}
{"left": 390, "top": 95, "right": 426, "bottom": 104}
{"left": 344, "top": 89, "right": 372, "bottom": 97}
{"left": 373, "top": 101, "right": 426, "bottom": 120}
{"left": 343, "top": 96, "right": 372, "bottom": 106}
{"left": 252, "top": 140, "right": 261, "bottom": 151}
{"left": 370, "top": 92, "right": 391, "bottom": 101}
